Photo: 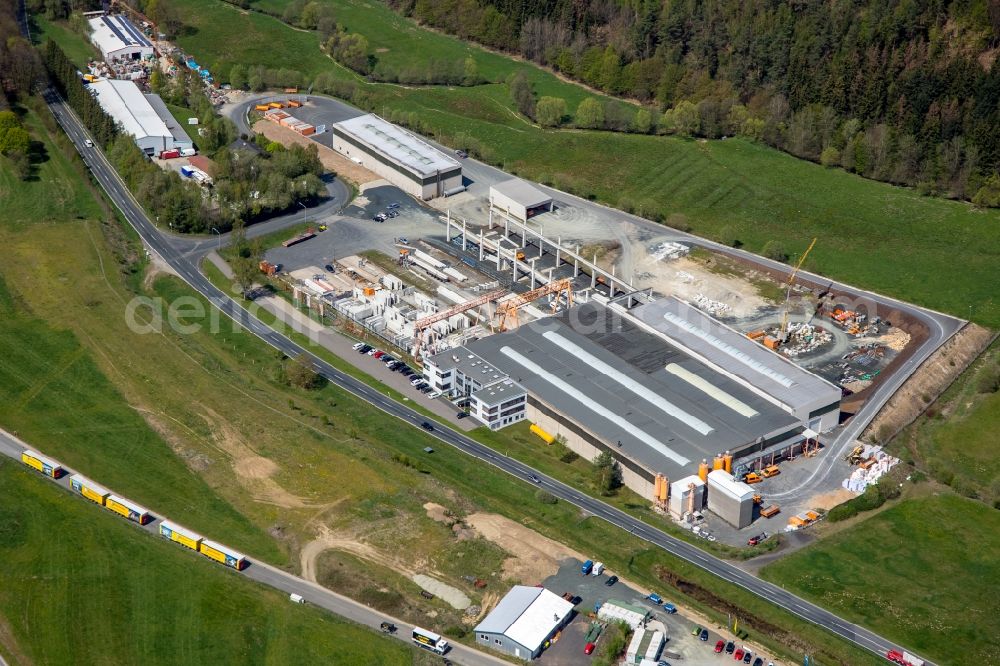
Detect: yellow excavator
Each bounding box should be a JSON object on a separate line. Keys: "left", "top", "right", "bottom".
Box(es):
{"left": 778, "top": 238, "right": 818, "bottom": 344}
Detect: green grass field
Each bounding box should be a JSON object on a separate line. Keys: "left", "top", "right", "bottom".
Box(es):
{"left": 0, "top": 462, "right": 414, "bottom": 666}
{"left": 159, "top": 0, "right": 1000, "bottom": 326}
{"left": 893, "top": 341, "right": 1000, "bottom": 504}
{"left": 31, "top": 16, "right": 97, "bottom": 67}
{"left": 761, "top": 493, "right": 1000, "bottom": 666}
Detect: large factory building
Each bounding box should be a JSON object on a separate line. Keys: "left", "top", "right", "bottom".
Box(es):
{"left": 330, "top": 114, "right": 463, "bottom": 200}
{"left": 88, "top": 14, "right": 154, "bottom": 62}
{"left": 428, "top": 300, "right": 840, "bottom": 501}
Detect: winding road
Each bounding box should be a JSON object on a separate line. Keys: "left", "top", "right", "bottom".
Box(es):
{"left": 36, "top": 85, "right": 944, "bottom": 665}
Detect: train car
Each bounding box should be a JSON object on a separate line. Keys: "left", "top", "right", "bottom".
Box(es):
{"left": 199, "top": 539, "right": 248, "bottom": 570}
{"left": 69, "top": 474, "right": 110, "bottom": 506}
{"left": 21, "top": 450, "right": 64, "bottom": 478}
{"left": 159, "top": 521, "right": 203, "bottom": 551}
{"left": 105, "top": 494, "right": 152, "bottom": 525}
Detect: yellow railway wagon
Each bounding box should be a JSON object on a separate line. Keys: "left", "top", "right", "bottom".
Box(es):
{"left": 105, "top": 494, "right": 152, "bottom": 525}
{"left": 69, "top": 474, "right": 110, "bottom": 506}
{"left": 21, "top": 450, "right": 64, "bottom": 478}
{"left": 199, "top": 539, "right": 248, "bottom": 570}
{"left": 159, "top": 521, "right": 202, "bottom": 551}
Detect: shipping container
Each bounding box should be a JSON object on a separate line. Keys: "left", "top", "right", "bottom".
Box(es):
{"left": 105, "top": 494, "right": 152, "bottom": 525}
{"left": 160, "top": 149, "right": 180, "bottom": 159}
{"left": 159, "top": 521, "right": 203, "bottom": 551}
{"left": 199, "top": 539, "right": 248, "bottom": 570}
{"left": 254, "top": 104, "right": 270, "bottom": 112}
{"left": 69, "top": 474, "right": 110, "bottom": 506}
{"left": 21, "top": 450, "right": 64, "bottom": 478}
{"left": 267, "top": 102, "right": 284, "bottom": 109}
{"left": 180, "top": 166, "right": 194, "bottom": 178}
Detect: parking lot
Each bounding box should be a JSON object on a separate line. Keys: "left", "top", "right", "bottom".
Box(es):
{"left": 536, "top": 560, "right": 780, "bottom": 666}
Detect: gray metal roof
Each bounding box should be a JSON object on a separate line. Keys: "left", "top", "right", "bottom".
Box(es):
{"left": 475, "top": 585, "right": 541, "bottom": 635}
{"left": 332, "top": 114, "right": 460, "bottom": 178}
{"left": 471, "top": 378, "right": 526, "bottom": 407}
{"left": 630, "top": 298, "right": 841, "bottom": 412}
{"left": 490, "top": 179, "right": 552, "bottom": 208}
{"left": 466, "top": 302, "right": 797, "bottom": 479}
{"left": 144, "top": 94, "right": 193, "bottom": 146}
{"left": 426, "top": 348, "right": 507, "bottom": 385}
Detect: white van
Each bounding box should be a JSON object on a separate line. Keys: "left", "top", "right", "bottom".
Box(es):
{"left": 289, "top": 593, "right": 305, "bottom": 604}
{"left": 592, "top": 562, "right": 605, "bottom": 576}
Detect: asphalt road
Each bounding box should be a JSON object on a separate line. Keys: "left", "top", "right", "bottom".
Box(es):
{"left": 40, "top": 89, "right": 938, "bottom": 666}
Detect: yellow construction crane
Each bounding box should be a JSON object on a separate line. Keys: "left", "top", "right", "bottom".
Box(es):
{"left": 778, "top": 238, "right": 817, "bottom": 342}
{"left": 496, "top": 278, "right": 573, "bottom": 332}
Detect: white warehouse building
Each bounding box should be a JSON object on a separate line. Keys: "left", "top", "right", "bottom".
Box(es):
{"left": 489, "top": 178, "right": 553, "bottom": 223}
{"left": 88, "top": 15, "right": 154, "bottom": 62}
{"left": 90, "top": 79, "right": 193, "bottom": 156}
{"left": 330, "top": 114, "right": 463, "bottom": 200}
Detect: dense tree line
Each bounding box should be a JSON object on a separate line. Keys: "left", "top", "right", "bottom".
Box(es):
{"left": 387, "top": 0, "right": 1000, "bottom": 205}
{"left": 0, "top": 0, "right": 43, "bottom": 98}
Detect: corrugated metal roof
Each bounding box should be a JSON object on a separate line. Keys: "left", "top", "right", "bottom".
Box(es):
{"left": 144, "top": 93, "right": 194, "bottom": 147}
{"left": 90, "top": 79, "right": 172, "bottom": 143}
{"left": 475, "top": 586, "right": 573, "bottom": 651}
{"left": 707, "top": 469, "right": 756, "bottom": 501}
{"left": 332, "top": 114, "right": 460, "bottom": 177}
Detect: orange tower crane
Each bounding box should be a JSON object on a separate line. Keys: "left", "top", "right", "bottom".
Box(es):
{"left": 495, "top": 278, "right": 573, "bottom": 332}
{"left": 412, "top": 289, "right": 507, "bottom": 362}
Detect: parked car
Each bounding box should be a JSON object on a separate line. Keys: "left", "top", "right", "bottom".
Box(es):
{"left": 421, "top": 421, "right": 434, "bottom": 431}
{"left": 733, "top": 649, "right": 745, "bottom": 661}
{"left": 366, "top": 348, "right": 377, "bottom": 355}
{"left": 752, "top": 658, "right": 764, "bottom": 666}
{"left": 398, "top": 236, "right": 408, "bottom": 243}
{"left": 700, "top": 629, "right": 709, "bottom": 641}
{"left": 725, "top": 641, "right": 735, "bottom": 654}
{"left": 388, "top": 210, "right": 399, "bottom": 218}
{"left": 715, "top": 640, "right": 725, "bottom": 653}
{"left": 747, "top": 532, "right": 769, "bottom": 546}
{"left": 352, "top": 342, "right": 365, "bottom": 350}
{"left": 604, "top": 575, "right": 618, "bottom": 587}
{"left": 419, "top": 385, "right": 432, "bottom": 393}
{"left": 324, "top": 264, "right": 335, "bottom": 272}
{"left": 455, "top": 149, "right": 468, "bottom": 158}
{"left": 743, "top": 651, "right": 753, "bottom": 664}
{"left": 692, "top": 626, "right": 702, "bottom": 636}
{"left": 456, "top": 412, "right": 467, "bottom": 419}
{"left": 358, "top": 345, "right": 372, "bottom": 354}
{"left": 388, "top": 202, "right": 400, "bottom": 209}
{"left": 662, "top": 602, "right": 677, "bottom": 614}
{"left": 427, "top": 391, "right": 441, "bottom": 399}
{"left": 584, "top": 643, "right": 595, "bottom": 655}
{"left": 373, "top": 351, "right": 385, "bottom": 359}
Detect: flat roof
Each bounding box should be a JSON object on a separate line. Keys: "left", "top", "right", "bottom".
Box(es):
{"left": 490, "top": 178, "right": 552, "bottom": 209}
{"left": 426, "top": 348, "right": 507, "bottom": 386}
{"left": 466, "top": 302, "right": 797, "bottom": 479}
{"left": 88, "top": 15, "right": 152, "bottom": 55}
{"left": 332, "top": 114, "right": 460, "bottom": 178}
{"left": 707, "top": 469, "right": 756, "bottom": 501}
{"left": 631, "top": 298, "right": 841, "bottom": 412}
{"left": 91, "top": 79, "right": 172, "bottom": 142}
{"left": 144, "top": 93, "right": 193, "bottom": 146}
{"left": 475, "top": 587, "right": 573, "bottom": 650}
{"left": 471, "top": 378, "right": 526, "bottom": 407}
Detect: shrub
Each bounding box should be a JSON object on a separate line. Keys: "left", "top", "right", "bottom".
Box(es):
{"left": 535, "top": 490, "right": 558, "bottom": 504}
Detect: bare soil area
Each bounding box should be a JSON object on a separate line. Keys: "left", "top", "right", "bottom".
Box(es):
{"left": 0, "top": 613, "right": 32, "bottom": 666}
{"left": 465, "top": 513, "right": 586, "bottom": 583}
{"left": 806, "top": 488, "right": 858, "bottom": 511}
{"left": 865, "top": 323, "right": 996, "bottom": 441}
{"left": 252, "top": 120, "right": 378, "bottom": 186}
{"left": 637, "top": 254, "right": 771, "bottom": 318}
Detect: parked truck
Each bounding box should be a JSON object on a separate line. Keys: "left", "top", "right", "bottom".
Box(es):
{"left": 592, "top": 562, "right": 605, "bottom": 576}
{"left": 581, "top": 560, "right": 594, "bottom": 575}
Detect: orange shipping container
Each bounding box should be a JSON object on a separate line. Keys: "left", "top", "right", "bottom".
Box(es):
{"left": 298, "top": 126, "right": 315, "bottom": 136}
{"left": 287, "top": 100, "right": 302, "bottom": 108}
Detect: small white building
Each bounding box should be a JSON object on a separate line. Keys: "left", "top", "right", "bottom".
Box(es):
{"left": 423, "top": 347, "right": 527, "bottom": 430}
{"left": 596, "top": 599, "right": 649, "bottom": 630}
{"left": 88, "top": 15, "right": 154, "bottom": 62}
{"left": 474, "top": 586, "right": 574, "bottom": 660}
{"left": 490, "top": 178, "right": 553, "bottom": 223}
{"left": 90, "top": 79, "right": 191, "bottom": 156}
{"left": 707, "top": 469, "right": 756, "bottom": 528}
{"left": 626, "top": 628, "right": 665, "bottom": 665}
{"left": 668, "top": 474, "right": 706, "bottom": 519}
{"left": 330, "top": 114, "right": 462, "bottom": 200}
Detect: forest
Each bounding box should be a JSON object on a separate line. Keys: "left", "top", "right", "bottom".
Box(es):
{"left": 388, "top": 0, "right": 1000, "bottom": 206}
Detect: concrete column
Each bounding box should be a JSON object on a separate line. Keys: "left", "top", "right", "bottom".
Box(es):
{"left": 504, "top": 216, "right": 509, "bottom": 237}
{"left": 496, "top": 244, "right": 502, "bottom": 270}
{"left": 446, "top": 209, "right": 452, "bottom": 242}
{"left": 479, "top": 229, "right": 485, "bottom": 260}
{"left": 555, "top": 236, "right": 561, "bottom": 265}
{"left": 462, "top": 219, "right": 467, "bottom": 251}
{"left": 512, "top": 253, "right": 518, "bottom": 282}
{"left": 610, "top": 265, "right": 616, "bottom": 298}
{"left": 530, "top": 258, "right": 537, "bottom": 289}
{"left": 538, "top": 230, "right": 544, "bottom": 258}
{"left": 488, "top": 207, "right": 493, "bottom": 230}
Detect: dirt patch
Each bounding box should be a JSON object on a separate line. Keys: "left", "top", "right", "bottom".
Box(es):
{"left": 423, "top": 501, "right": 453, "bottom": 524}
{"left": 252, "top": 120, "right": 378, "bottom": 186}
{"left": 806, "top": 488, "right": 858, "bottom": 511}
{"left": 411, "top": 573, "right": 472, "bottom": 610}
{"left": 635, "top": 254, "right": 771, "bottom": 318}
{"left": 865, "top": 323, "right": 996, "bottom": 441}
{"left": 0, "top": 613, "right": 32, "bottom": 666}
{"left": 466, "top": 513, "right": 586, "bottom": 584}
{"left": 299, "top": 525, "right": 405, "bottom": 582}
{"left": 199, "top": 407, "right": 316, "bottom": 509}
